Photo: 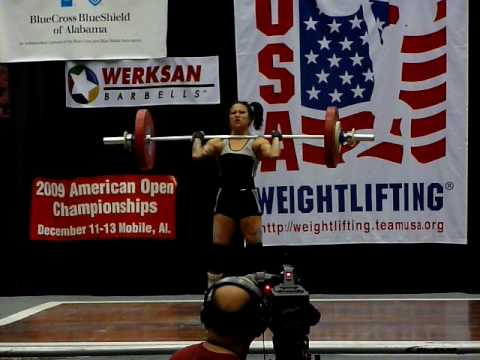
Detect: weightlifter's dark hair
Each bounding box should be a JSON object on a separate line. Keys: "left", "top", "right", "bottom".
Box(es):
{"left": 231, "top": 101, "right": 264, "bottom": 130}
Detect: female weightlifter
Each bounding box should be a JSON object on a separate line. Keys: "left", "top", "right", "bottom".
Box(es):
{"left": 192, "top": 101, "right": 282, "bottom": 288}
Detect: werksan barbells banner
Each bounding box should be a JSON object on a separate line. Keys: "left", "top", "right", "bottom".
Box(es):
{"left": 0, "top": 0, "right": 167, "bottom": 62}
{"left": 234, "top": 0, "right": 468, "bottom": 245}
{"left": 65, "top": 57, "right": 220, "bottom": 107}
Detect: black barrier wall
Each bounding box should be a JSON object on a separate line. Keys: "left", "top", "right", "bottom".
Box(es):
{"left": 1, "top": 1, "right": 475, "bottom": 295}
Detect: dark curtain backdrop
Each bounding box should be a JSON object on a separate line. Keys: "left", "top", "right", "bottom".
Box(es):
{"left": 0, "top": 1, "right": 475, "bottom": 295}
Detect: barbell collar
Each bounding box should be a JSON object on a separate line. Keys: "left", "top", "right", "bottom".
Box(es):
{"left": 123, "top": 131, "right": 133, "bottom": 150}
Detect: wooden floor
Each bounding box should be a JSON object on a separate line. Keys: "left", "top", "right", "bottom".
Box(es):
{"left": 1, "top": 298, "right": 480, "bottom": 355}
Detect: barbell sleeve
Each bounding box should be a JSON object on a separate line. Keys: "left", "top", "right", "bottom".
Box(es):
{"left": 343, "top": 133, "right": 375, "bottom": 142}
{"left": 103, "top": 136, "right": 128, "bottom": 145}
{"left": 103, "top": 132, "right": 133, "bottom": 150}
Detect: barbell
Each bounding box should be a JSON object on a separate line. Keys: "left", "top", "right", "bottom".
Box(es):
{"left": 103, "top": 107, "right": 375, "bottom": 170}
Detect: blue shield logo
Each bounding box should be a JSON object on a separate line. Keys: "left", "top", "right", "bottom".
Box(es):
{"left": 88, "top": 0, "right": 102, "bottom": 5}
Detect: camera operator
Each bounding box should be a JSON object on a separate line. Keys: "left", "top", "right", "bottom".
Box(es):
{"left": 169, "top": 276, "right": 269, "bottom": 360}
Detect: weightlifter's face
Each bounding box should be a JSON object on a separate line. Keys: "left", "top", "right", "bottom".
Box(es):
{"left": 229, "top": 103, "right": 251, "bottom": 132}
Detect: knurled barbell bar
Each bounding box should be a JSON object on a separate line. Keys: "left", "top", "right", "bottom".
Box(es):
{"left": 103, "top": 107, "right": 375, "bottom": 170}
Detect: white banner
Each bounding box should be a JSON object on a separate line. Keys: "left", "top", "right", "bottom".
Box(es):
{"left": 0, "top": 0, "right": 167, "bottom": 62}
{"left": 65, "top": 57, "right": 220, "bottom": 107}
{"left": 234, "top": 0, "right": 468, "bottom": 245}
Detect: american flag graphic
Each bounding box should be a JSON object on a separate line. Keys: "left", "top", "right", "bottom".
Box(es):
{"left": 299, "top": 0, "right": 446, "bottom": 166}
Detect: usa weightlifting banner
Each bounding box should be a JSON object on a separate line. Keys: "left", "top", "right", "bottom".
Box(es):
{"left": 234, "top": 0, "right": 468, "bottom": 245}
{"left": 30, "top": 175, "right": 176, "bottom": 241}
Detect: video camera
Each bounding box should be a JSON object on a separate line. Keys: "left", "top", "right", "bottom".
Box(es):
{"left": 246, "top": 264, "right": 321, "bottom": 360}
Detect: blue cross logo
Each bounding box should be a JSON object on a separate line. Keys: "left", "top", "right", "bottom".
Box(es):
{"left": 61, "top": 0, "right": 102, "bottom": 7}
